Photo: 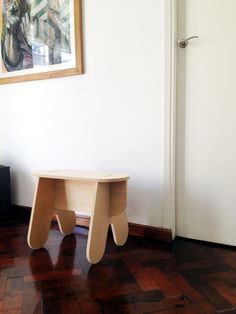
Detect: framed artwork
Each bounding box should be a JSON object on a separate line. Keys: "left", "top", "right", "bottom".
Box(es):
{"left": 0, "top": 0, "right": 83, "bottom": 84}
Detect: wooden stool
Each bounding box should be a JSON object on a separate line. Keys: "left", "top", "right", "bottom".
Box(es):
{"left": 27, "top": 170, "right": 129, "bottom": 263}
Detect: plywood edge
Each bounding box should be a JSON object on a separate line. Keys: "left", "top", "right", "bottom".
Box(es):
{"left": 33, "top": 170, "right": 129, "bottom": 182}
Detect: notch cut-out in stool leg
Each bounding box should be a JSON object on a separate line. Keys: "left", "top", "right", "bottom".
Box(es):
{"left": 54, "top": 208, "right": 76, "bottom": 235}
{"left": 111, "top": 211, "right": 129, "bottom": 246}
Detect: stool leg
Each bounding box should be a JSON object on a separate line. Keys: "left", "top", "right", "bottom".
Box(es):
{"left": 54, "top": 208, "right": 76, "bottom": 235}
{"left": 86, "top": 183, "right": 110, "bottom": 264}
{"left": 27, "top": 178, "right": 54, "bottom": 249}
{"left": 111, "top": 211, "right": 129, "bottom": 246}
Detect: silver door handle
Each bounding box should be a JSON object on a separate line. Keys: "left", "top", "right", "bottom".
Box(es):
{"left": 178, "top": 36, "right": 199, "bottom": 48}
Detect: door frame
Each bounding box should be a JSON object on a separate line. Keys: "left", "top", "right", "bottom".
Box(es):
{"left": 162, "top": 0, "right": 177, "bottom": 238}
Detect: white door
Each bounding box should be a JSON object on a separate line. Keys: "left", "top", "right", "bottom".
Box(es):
{"left": 176, "top": 0, "right": 236, "bottom": 245}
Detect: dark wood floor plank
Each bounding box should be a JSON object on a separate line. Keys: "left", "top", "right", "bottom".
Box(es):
{"left": 0, "top": 277, "right": 7, "bottom": 300}
{"left": 132, "top": 271, "right": 161, "bottom": 291}
{"left": 0, "top": 310, "right": 22, "bottom": 314}
{"left": 187, "top": 277, "right": 234, "bottom": 312}
{"left": 3, "top": 277, "right": 23, "bottom": 311}
{"left": 148, "top": 301, "right": 216, "bottom": 313}
{"left": 145, "top": 267, "right": 181, "bottom": 298}
{"left": 210, "top": 281, "right": 236, "bottom": 306}
{"left": 164, "top": 272, "right": 204, "bottom": 302}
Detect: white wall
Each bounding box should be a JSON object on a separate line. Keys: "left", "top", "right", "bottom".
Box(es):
{"left": 0, "top": 0, "right": 166, "bottom": 227}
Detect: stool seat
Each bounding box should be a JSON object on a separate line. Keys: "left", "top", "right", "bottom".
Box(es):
{"left": 27, "top": 170, "right": 129, "bottom": 264}
{"left": 33, "top": 170, "right": 129, "bottom": 182}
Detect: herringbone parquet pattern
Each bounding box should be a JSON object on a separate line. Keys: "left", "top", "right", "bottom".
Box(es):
{"left": 1, "top": 222, "right": 236, "bottom": 313}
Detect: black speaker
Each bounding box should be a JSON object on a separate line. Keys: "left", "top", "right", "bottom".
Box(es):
{"left": 0, "top": 165, "right": 11, "bottom": 219}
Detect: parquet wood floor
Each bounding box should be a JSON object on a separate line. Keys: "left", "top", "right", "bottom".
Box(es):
{"left": 0, "top": 222, "right": 236, "bottom": 313}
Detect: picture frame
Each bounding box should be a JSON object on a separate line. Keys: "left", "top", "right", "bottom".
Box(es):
{"left": 0, "top": 0, "right": 83, "bottom": 85}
